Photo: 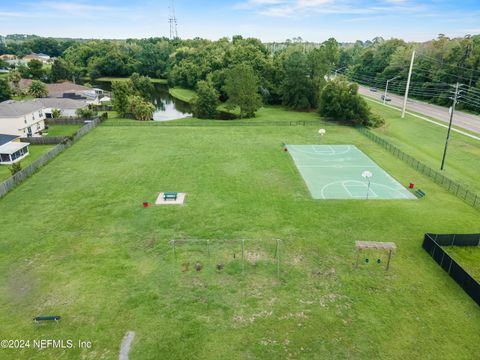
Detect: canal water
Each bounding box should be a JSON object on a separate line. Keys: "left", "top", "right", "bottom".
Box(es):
{"left": 94, "top": 82, "right": 192, "bottom": 121}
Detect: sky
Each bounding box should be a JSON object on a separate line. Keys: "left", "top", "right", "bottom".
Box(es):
{"left": 0, "top": 0, "right": 479, "bottom": 42}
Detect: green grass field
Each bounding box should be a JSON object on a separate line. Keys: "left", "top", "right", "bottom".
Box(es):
{"left": 445, "top": 247, "right": 480, "bottom": 281}
{"left": 368, "top": 101, "right": 480, "bottom": 194}
{"left": 46, "top": 124, "right": 83, "bottom": 137}
{"left": 168, "top": 87, "right": 197, "bottom": 103}
{"left": 95, "top": 77, "right": 168, "bottom": 84}
{"left": 0, "top": 107, "right": 479, "bottom": 359}
{"left": 0, "top": 145, "right": 55, "bottom": 182}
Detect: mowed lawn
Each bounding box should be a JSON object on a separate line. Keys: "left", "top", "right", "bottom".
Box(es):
{"left": 0, "top": 145, "right": 55, "bottom": 182}
{"left": 368, "top": 101, "right": 480, "bottom": 194}
{"left": 0, "top": 119, "right": 479, "bottom": 359}
{"left": 445, "top": 247, "right": 480, "bottom": 281}
{"left": 46, "top": 124, "right": 83, "bottom": 137}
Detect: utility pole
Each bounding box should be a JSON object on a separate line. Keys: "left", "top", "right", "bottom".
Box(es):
{"left": 401, "top": 50, "right": 415, "bottom": 118}
{"left": 440, "top": 82, "right": 461, "bottom": 171}
{"left": 384, "top": 76, "right": 399, "bottom": 104}
{"left": 168, "top": 0, "right": 178, "bottom": 40}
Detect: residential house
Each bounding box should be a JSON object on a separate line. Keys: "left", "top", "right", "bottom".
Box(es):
{"left": 0, "top": 54, "right": 17, "bottom": 61}
{"left": 0, "top": 54, "right": 26, "bottom": 67}
{"left": 19, "top": 80, "right": 104, "bottom": 104}
{"left": 0, "top": 100, "right": 46, "bottom": 136}
{"left": 22, "top": 53, "right": 52, "bottom": 64}
{"left": 0, "top": 134, "right": 29, "bottom": 165}
{"left": 37, "top": 98, "right": 89, "bottom": 118}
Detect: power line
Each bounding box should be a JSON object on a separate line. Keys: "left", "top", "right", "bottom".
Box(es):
{"left": 418, "top": 54, "right": 480, "bottom": 75}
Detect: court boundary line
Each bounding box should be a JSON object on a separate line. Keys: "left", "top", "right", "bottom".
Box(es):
{"left": 287, "top": 145, "right": 416, "bottom": 200}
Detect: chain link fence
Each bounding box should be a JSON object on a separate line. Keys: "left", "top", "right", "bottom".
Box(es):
{"left": 100, "top": 120, "right": 325, "bottom": 127}
{"left": 358, "top": 127, "right": 479, "bottom": 210}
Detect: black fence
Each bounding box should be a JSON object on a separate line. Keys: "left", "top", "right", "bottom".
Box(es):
{"left": 423, "top": 233, "right": 480, "bottom": 306}
{"left": 359, "top": 128, "right": 480, "bottom": 211}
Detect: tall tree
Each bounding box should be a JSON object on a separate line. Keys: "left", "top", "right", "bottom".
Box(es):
{"left": 318, "top": 77, "right": 383, "bottom": 127}
{"left": 192, "top": 80, "right": 219, "bottom": 118}
{"left": 112, "top": 80, "right": 133, "bottom": 117}
{"left": 128, "top": 95, "right": 155, "bottom": 121}
{"left": 26, "top": 59, "right": 45, "bottom": 80}
{"left": 223, "top": 63, "right": 262, "bottom": 118}
{"left": 281, "top": 50, "right": 315, "bottom": 110}
{"left": 0, "top": 78, "right": 12, "bottom": 102}
{"left": 130, "top": 73, "right": 154, "bottom": 99}
{"left": 28, "top": 80, "right": 48, "bottom": 98}
{"left": 7, "top": 70, "right": 21, "bottom": 95}
{"left": 50, "top": 58, "right": 74, "bottom": 82}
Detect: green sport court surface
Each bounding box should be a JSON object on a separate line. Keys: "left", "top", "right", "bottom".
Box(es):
{"left": 287, "top": 145, "right": 416, "bottom": 200}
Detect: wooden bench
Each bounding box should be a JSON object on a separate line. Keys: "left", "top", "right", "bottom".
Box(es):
{"left": 415, "top": 189, "right": 426, "bottom": 198}
{"left": 163, "top": 192, "right": 178, "bottom": 201}
{"left": 33, "top": 316, "right": 61, "bottom": 323}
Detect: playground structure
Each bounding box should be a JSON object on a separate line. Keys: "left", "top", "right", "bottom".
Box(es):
{"left": 168, "top": 238, "right": 282, "bottom": 279}
{"left": 355, "top": 241, "right": 397, "bottom": 271}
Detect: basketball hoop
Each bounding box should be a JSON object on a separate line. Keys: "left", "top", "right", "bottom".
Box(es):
{"left": 362, "top": 171, "right": 373, "bottom": 199}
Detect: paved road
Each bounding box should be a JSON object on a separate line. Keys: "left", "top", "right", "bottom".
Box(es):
{"left": 358, "top": 85, "right": 480, "bottom": 134}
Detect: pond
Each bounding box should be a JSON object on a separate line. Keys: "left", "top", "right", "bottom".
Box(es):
{"left": 93, "top": 82, "right": 192, "bottom": 121}
{"left": 151, "top": 87, "right": 192, "bottom": 121}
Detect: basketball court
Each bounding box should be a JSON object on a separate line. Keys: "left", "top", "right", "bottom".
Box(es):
{"left": 287, "top": 145, "right": 415, "bottom": 200}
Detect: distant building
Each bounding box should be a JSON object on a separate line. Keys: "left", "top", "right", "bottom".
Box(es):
{"left": 22, "top": 53, "right": 52, "bottom": 64}
{"left": 0, "top": 100, "right": 46, "bottom": 136}
{"left": 0, "top": 54, "right": 17, "bottom": 61}
{"left": 0, "top": 54, "right": 25, "bottom": 66}
{"left": 0, "top": 134, "right": 29, "bottom": 165}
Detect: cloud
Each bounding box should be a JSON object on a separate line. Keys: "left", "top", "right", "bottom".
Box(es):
{"left": 236, "top": 0, "right": 427, "bottom": 18}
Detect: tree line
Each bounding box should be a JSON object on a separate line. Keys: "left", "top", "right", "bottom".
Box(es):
{"left": 1, "top": 34, "right": 479, "bottom": 119}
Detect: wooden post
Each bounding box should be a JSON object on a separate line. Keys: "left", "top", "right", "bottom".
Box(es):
{"left": 241, "top": 239, "right": 245, "bottom": 274}
{"left": 386, "top": 249, "right": 392, "bottom": 271}
{"left": 355, "top": 249, "right": 360, "bottom": 268}
{"left": 276, "top": 239, "right": 280, "bottom": 279}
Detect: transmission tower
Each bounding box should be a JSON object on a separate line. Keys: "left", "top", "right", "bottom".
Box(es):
{"left": 169, "top": 0, "right": 178, "bottom": 39}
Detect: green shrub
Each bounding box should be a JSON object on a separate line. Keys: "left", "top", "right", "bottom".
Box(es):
{"left": 9, "top": 162, "right": 22, "bottom": 175}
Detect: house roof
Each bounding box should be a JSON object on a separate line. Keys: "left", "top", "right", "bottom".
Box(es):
{"left": 0, "top": 134, "right": 19, "bottom": 146}
{"left": 38, "top": 98, "right": 89, "bottom": 109}
{"left": 47, "top": 82, "right": 91, "bottom": 95}
{"left": 23, "top": 53, "right": 50, "bottom": 60}
{"left": 19, "top": 80, "right": 91, "bottom": 95}
{"left": 0, "top": 54, "right": 17, "bottom": 60}
{"left": 0, "top": 100, "right": 44, "bottom": 118}
{"left": 0, "top": 141, "right": 29, "bottom": 155}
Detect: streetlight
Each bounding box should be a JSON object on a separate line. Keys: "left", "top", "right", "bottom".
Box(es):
{"left": 384, "top": 76, "right": 400, "bottom": 104}
{"left": 362, "top": 170, "right": 373, "bottom": 199}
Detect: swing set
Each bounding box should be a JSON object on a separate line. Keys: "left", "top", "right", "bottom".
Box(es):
{"left": 355, "top": 241, "right": 397, "bottom": 271}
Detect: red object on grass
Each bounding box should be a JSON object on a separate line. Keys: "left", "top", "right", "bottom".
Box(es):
{"left": 409, "top": 183, "right": 414, "bottom": 189}
{"left": 143, "top": 202, "right": 149, "bottom": 208}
